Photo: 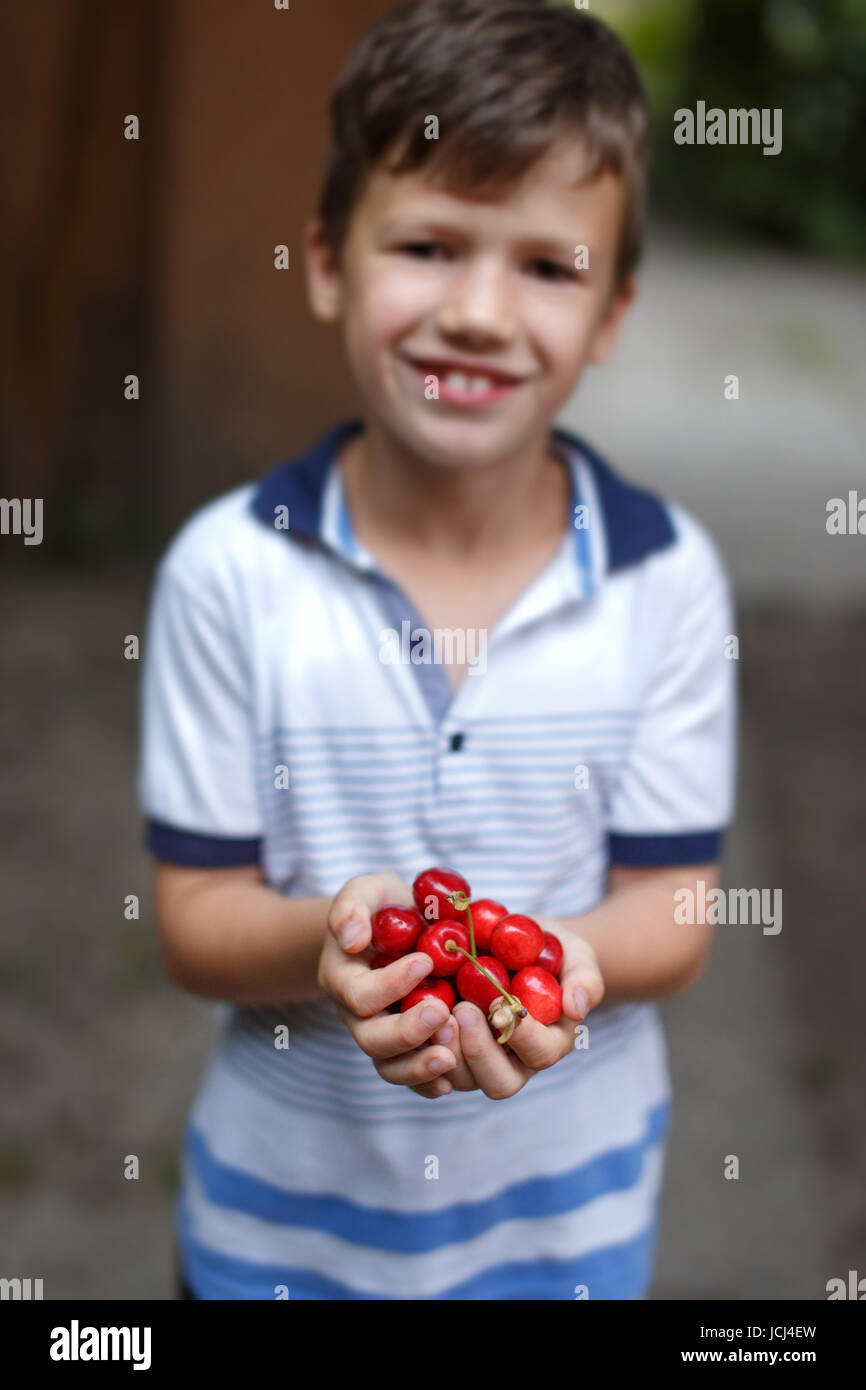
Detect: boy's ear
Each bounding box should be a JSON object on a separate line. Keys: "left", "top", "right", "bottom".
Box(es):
{"left": 304, "top": 218, "right": 344, "bottom": 323}
{"left": 587, "top": 276, "right": 637, "bottom": 366}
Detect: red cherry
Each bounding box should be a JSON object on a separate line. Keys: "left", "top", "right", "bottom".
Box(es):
{"left": 415, "top": 921, "right": 470, "bottom": 976}
{"left": 456, "top": 955, "right": 510, "bottom": 1013}
{"left": 400, "top": 978, "right": 455, "bottom": 1013}
{"left": 412, "top": 867, "right": 471, "bottom": 926}
{"left": 489, "top": 914, "right": 543, "bottom": 971}
{"left": 371, "top": 905, "right": 424, "bottom": 956}
{"left": 510, "top": 966, "right": 562, "bottom": 1025}
{"left": 536, "top": 931, "right": 564, "bottom": 977}
{"left": 370, "top": 952, "right": 401, "bottom": 970}
{"left": 467, "top": 899, "right": 508, "bottom": 951}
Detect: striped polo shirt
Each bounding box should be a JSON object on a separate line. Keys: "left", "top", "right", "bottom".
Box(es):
{"left": 138, "top": 418, "right": 737, "bottom": 1300}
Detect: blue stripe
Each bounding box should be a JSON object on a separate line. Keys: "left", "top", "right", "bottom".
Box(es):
{"left": 271, "top": 801, "right": 605, "bottom": 831}
{"left": 259, "top": 739, "right": 632, "bottom": 762}
{"left": 266, "top": 753, "right": 629, "bottom": 777}
{"left": 337, "top": 487, "right": 357, "bottom": 557}
{"left": 260, "top": 712, "right": 637, "bottom": 734}
{"left": 184, "top": 1098, "right": 669, "bottom": 1254}
{"left": 572, "top": 494, "right": 594, "bottom": 593}
{"left": 146, "top": 819, "right": 261, "bottom": 867}
{"left": 608, "top": 830, "right": 722, "bottom": 866}
{"left": 178, "top": 1198, "right": 661, "bottom": 1300}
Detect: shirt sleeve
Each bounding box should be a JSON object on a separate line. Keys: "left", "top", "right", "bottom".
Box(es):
{"left": 137, "top": 558, "right": 263, "bottom": 867}
{"left": 606, "top": 508, "right": 738, "bottom": 867}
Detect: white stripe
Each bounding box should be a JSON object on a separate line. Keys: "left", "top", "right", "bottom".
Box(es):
{"left": 181, "top": 1136, "right": 666, "bottom": 1298}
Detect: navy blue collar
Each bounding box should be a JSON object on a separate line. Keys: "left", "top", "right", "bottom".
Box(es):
{"left": 250, "top": 417, "right": 675, "bottom": 573}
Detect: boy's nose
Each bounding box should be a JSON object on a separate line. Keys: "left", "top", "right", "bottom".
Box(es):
{"left": 436, "top": 265, "right": 517, "bottom": 346}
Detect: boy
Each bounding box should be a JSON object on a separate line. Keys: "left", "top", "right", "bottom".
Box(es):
{"left": 139, "top": 0, "right": 736, "bottom": 1300}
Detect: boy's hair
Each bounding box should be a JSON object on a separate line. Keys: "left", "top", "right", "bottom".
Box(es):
{"left": 317, "top": 0, "right": 649, "bottom": 289}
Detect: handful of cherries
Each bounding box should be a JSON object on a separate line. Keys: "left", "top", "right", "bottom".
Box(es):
{"left": 370, "top": 867, "right": 564, "bottom": 1045}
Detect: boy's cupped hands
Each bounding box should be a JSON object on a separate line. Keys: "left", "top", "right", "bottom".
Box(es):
{"left": 319, "top": 872, "right": 604, "bottom": 1101}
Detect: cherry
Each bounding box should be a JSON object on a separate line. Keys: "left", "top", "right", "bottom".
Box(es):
{"left": 400, "top": 978, "right": 455, "bottom": 1013}
{"left": 456, "top": 955, "right": 510, "bottom": 1013}
{"left": 370, "top": 952, "right": 402, "bottom": 970}
{"left": 416, "top": 921, "right": 470, "bottom": 977}
{"left": 536, "top": 931, "right": 564, "bottom": 977}
{"left": 371, "top": 905, "right": 424, "bottom": 956}
{"left": 467, "top": 899, "right": 508, "bottom": 951}
{"left": 412, "top": 867, "right": 471, "bottom": 926}
{"left": 489, "top": 914, "right": 543, "bottom": 972}
{"left": 510, "top": 966, "right": 562, "bottom": 1025}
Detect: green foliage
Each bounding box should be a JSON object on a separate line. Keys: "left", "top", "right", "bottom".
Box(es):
{"left": 552, "top": 0, "right": 866, "bottom": 260}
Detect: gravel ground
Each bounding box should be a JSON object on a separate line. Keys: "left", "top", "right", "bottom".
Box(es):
{"left": 0, "top": 572, "right": 863, "bottom": 1300}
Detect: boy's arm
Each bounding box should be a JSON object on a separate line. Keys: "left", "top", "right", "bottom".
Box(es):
{"left": 153, "top": 862, "right": 331, "bottom": 1004}
{"left": 562, "top": 860, "right": 717, "bottom": 1006}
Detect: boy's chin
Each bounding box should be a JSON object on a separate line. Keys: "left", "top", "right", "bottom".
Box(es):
{"left": 387, "top": 409, "right": 546, "bottom": 470}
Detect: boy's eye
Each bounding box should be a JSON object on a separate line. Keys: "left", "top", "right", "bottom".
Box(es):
{"left": 398, "top": 240, "right": 449, "bottom": 260}
{"left": 530, "top": 258, "right": 578, "bottom": 283}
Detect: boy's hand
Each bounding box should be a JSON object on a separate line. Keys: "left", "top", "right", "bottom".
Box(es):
{"left": 445, "top": 918, "right": 605, "bottom": 1099}
{"left": 318, "top": 872, "right": 460, "bottom": 1100}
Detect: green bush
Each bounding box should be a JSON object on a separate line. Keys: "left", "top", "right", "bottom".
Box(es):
{"left": 553, "top": 0, "right": 866, "bottom": 260}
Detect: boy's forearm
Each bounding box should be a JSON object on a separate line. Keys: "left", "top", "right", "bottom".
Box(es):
{"left": 162, "top": 880, "right": 331, "bottom": 1005}
{"left": 559, "top": 865, "right": 717, "bottom": 1005}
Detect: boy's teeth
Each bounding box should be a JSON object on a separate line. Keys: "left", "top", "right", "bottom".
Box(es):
{"left": 445, "top": 371, "right": 494, "bottom": 392}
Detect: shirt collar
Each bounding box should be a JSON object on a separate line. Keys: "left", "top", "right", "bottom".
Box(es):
{"left": 250, "top": 417, "right": 675, "bottom": 583}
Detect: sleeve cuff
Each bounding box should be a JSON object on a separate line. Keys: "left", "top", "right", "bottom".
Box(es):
{"left": 607, "top": 829, "right": 723, "bottom": 867}
{"left": 146, "top": 819, "right": 262, "bottom": 867}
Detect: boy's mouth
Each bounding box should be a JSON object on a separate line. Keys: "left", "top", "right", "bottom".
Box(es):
{"left": 403, "top": 355, "right": 527, "bottom": 407}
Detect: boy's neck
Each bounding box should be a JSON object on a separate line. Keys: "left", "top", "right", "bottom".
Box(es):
{"left": 338, "top": 418, "right": 571, "bottom": 565}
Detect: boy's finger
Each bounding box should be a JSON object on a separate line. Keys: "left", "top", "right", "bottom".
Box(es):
{"left": 338, "top": 951, "right": 434, "bottom": 1018}
{"left": 559, "top": 965, "right": 605, "bottom": 1022}
{"left": 503, "top": 1011, "right": 570, "bottom": 1071}
{"left": 432, "top": 1015, "right": 477, "bottom": 1091}
{"left": 454, "top": 1003, "right": 533, "bottom": 1099}
{"left": 410, "top": 1078, "right": 454, "bottom": 1100}
{"left": 377, "top": 1045, "right": 457, "bottom": 1087}
{"left": 329, "top": 873, "right": 414, "bottom": 952}
{"left": 339, "top": 994, "right": 453, "bottom": 1059}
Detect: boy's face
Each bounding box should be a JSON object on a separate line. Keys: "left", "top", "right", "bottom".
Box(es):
{"left": 306, "top": 135, "right": 636, "bottom": 471}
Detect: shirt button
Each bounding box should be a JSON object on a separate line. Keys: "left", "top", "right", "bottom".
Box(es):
{"left": 449, "top": 732, "right": 464, "bottom": 752}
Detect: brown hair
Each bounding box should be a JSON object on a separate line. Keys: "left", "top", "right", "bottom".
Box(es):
{"left": 317, "top": 0, "right": 649, "bottom": 288}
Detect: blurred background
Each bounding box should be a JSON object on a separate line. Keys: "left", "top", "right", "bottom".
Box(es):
{"left": 1, "top": 0, "right": 864, "bottom": 1298}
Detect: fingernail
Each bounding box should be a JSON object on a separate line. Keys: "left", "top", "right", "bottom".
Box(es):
{"left": 573, "top": 987, "right": 590, "bottom": 1018}
{"left": 457, "top": 1006, "right": 479, "bottom": 1029}
{"left": 428, "top": 1057, "right": 448, "bottom": 1075}
{"left": 339, "top": 919, "right": 364, "bottom": 949}
{"left": 435, "top": 1023, "right": 453, "bottom": 1043}
{"left": 408, "top": 956, "right": 430, "bottom": 980}
{"left": 421, "top": 1005, "right": 443, "bottom": 1027}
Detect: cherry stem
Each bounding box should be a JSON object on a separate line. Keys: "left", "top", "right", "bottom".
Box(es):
{"left": 447, "top": 890, "right": 476, "bottom": 957}
{"left": 448, "top": 944, "right": 521, "bottom": 1009}
{"left": 465, "top": 901, "right": 477, "bottom": 958}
